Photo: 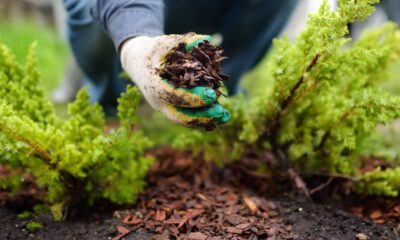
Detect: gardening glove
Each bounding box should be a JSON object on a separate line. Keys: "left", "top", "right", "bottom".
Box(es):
{"left": 121, "top": 33, "right": 230, "bottom": 128}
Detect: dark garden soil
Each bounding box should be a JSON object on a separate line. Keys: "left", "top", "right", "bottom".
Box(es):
{"left": 1, "top": 147, "right": 399, "bottom": 240}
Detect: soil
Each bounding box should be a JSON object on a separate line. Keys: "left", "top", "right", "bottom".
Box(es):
{"left": 0, "top": 148, "right": 399, "bottom": 240}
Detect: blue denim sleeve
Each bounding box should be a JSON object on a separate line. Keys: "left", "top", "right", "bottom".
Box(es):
{"left": 91, "top": 0, "right": 165, "bottom": 49}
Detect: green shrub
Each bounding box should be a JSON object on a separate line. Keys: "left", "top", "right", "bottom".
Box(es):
{"left": 357, "top": 167, "right": 400, "bottom": 196}
{"left": 174, "top": 0, "right": 400, "bottom": 196}
{"left": 17, "top": 211, "right": 32, "bottom": 220}
{"left": 0, "top": 42, "right": 153, "bottom": 220}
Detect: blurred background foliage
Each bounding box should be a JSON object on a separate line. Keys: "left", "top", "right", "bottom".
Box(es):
{"left": 0, "top": 19, "right": 68, "bottom": 92}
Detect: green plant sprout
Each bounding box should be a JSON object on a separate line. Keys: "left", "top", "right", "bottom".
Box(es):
{"left": 26, "top": 221, "right": 44, "bottom": 232}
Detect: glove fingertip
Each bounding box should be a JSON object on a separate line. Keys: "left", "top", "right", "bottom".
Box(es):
{"left": 187, "top": 87, "right": 217, "bottom": 106}
{"left": 215, "top": 108, "right": 230, "bottom": 124}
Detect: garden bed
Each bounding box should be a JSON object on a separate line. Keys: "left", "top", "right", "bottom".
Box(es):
{"left": 2, "top": 1, "right": 400, "bottom": 240}
{"left": 0, "top": 148, "right": 398, "bottom": 240}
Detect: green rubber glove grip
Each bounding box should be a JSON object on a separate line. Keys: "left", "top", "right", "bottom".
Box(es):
{"left": 186, "top": 35, "right": 213, "bottom": 51}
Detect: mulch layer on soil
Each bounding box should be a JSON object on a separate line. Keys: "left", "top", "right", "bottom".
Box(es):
{"left": 0, "top": 148, "right": 399, "bottom": 240}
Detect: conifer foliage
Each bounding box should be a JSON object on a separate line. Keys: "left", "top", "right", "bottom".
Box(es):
{"left": 174, "top": 0, "right": 400, "bottom": 196}
{"left": 0, "top": 43, "right": 153, "bottom": 219}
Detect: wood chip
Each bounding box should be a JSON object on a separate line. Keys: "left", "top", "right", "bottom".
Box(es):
{"left": 226, "top": 226, "right": 243, "bottom": 234}
{"left": 236, "top": 223, "right": 251, "bottom": 230}
{"left": 244, "top": 196, "right": 259, "bottom": 214}
{"left": 155, "top": 210, "right": 166, "bottom": 222}
{"left": 188, "top": 232, "right": 208, "bottom": 240}
{"left": 356, "top": 233, "right": 369, "bottom": 240}
{"left": 369, "top": 210, "right": 382, "bottom": 220}
{"left": 112, "top": 226, "right": 130, "bottom": 240}
{"left": 123, "top": 214, "right": 142, "bottom": 225}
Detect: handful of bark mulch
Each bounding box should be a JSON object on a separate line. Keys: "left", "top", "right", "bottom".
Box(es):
{"left": 159, "top": 40, "right": 229, "bottom": 95}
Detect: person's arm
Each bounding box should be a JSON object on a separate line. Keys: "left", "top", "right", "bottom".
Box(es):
{"left": 91, "top": 0, "right": 164, "bottom": 49}
{"left": 90, "top": 1, "right": 230, "bottom": 128}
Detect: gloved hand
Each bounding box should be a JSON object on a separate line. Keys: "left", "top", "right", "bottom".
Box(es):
{"left": 120, "top": 33, "right": 230, "bottom": 128}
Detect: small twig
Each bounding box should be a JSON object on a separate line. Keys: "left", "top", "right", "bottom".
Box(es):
{"left": 235, "top": 166, "right": 271, "bottom": 180}
{"left": 300, "top": 171, "right": 358, "bottom": 182}
{"left": 288, "top": 168, "right": 310, "bottom": 198}
{"left": 0, "top": 125, "right": 54, "bottom": 168}
{"left": 24, "top": 140, "right": 52, "bottom": 163}
{"left": 264, "top": 53, "right": 321, "bottom": 153}
{"left": 309, "top": 177, "right": 334, "bottom": 195}
{"left": 281, "top": 53, "right": 320, "bottom": 112}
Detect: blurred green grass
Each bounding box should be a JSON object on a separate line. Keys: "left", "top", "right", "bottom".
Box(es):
{"left": 0, "top": 19, "right": 68, "bottom": 92}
